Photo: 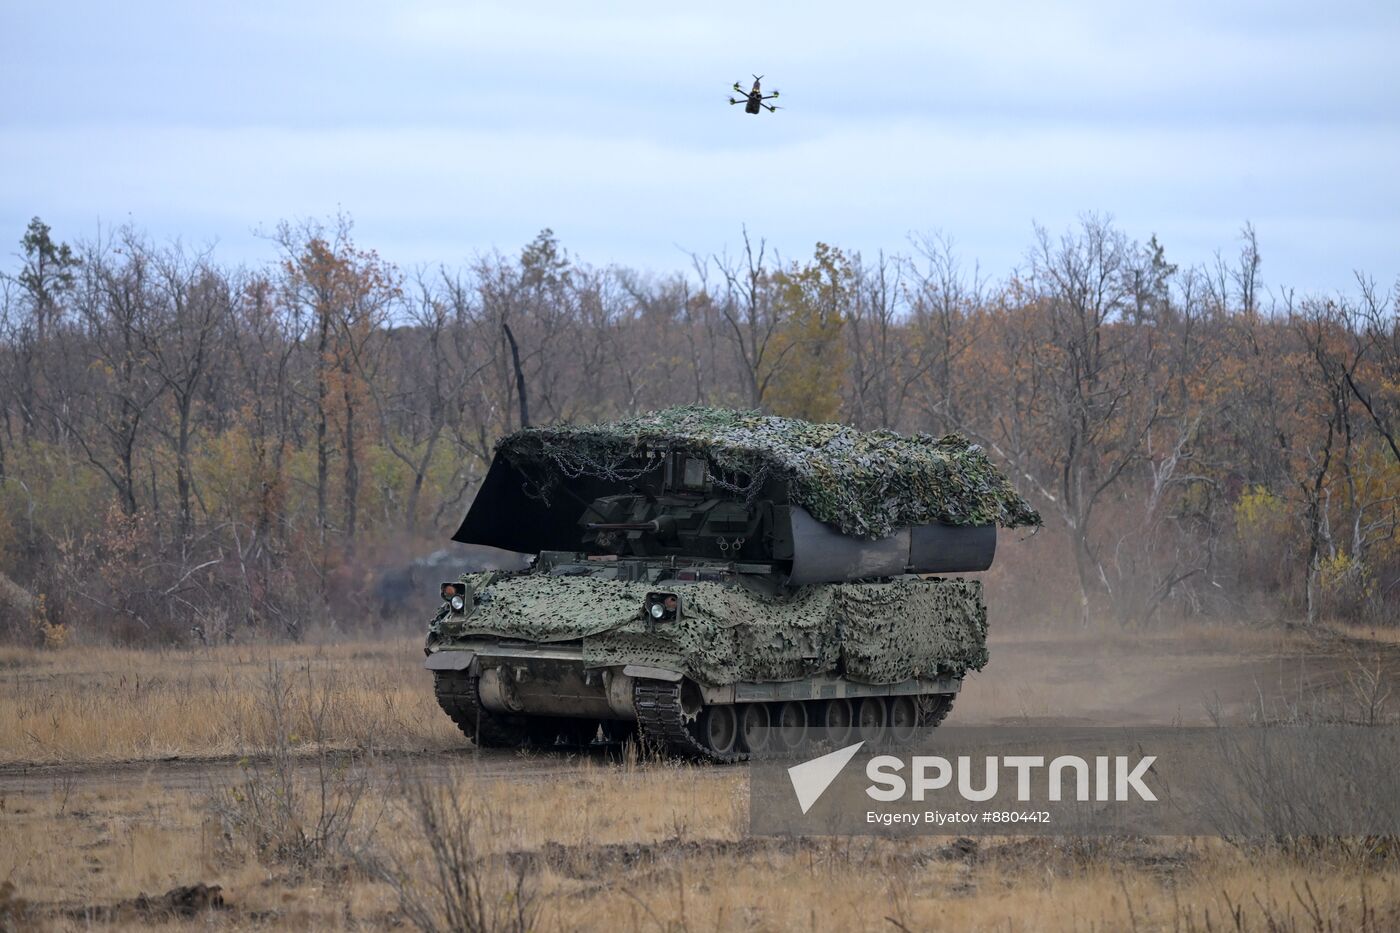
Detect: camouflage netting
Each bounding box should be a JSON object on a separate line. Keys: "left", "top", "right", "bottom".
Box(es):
{"left": 585, "top": 584, "right": 840, "bottom": 684}
{"left": 495, "top": 406, "right": 1041, "bottom": 539}
{"left": 454, "top": 574, "right": 646, "bottom": 641}
{"left": 443, "top": 573, "right": 988, "bottom": 685}
{"left": 835, "top": 578, "right": 987, "bottom": 683}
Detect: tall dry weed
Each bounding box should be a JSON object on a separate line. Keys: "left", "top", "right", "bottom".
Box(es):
{"left": 360, "top": 770, "right": 537, "bottom": 933}
{"left": 214, "top": 662, "right": 374, "bottom": 872}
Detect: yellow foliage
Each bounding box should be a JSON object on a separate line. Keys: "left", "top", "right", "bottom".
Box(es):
{"left": 1, "top": 439, "right": 106, "bottom": 539}
{"left": 1234, "top": 486, "right": 1290, "bottom": 540}
{"left": 1352, "top": 443, "right": 1400, "bottom": 565}
{"left": 1319, "top": 552, "right": 1366, "bottom": 591}
{"left": 28, "top": 594, "right": 68, "bottom": 650}
{"left": 765, "top": 242, "right": 850, "bottom": 422}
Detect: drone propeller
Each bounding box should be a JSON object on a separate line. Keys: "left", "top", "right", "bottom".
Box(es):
{"left": 728, "top": 97, "right": 738, "bottom": 105}
{"left": 732, "top": 81, "right": 742, "bottom": 92}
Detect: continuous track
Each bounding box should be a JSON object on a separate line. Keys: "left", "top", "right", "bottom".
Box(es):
{"left": 438, "top": 668, "right": 954, "bottom": 759}
{"left": 433, "top": 670, "right": 529, "bottom": 747}
{"left": 634, "top": 679, "right": 744, "bottom": 763}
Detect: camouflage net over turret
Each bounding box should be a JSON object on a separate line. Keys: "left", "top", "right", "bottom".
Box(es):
{"left": 496, "top": 407, "right": 1040, "bottom": 539}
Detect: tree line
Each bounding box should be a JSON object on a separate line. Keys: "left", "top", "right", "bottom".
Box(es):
{"left": 0, "top": 214, "right": 1395, "bottom": 644}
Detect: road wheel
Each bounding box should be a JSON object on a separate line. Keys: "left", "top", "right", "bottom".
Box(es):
{"left": 775, "top": 701, "right": 808, "bottom": 753}
{"left": 700, "top": 705, "right": 739, "bottom": 756}
{"left": 887, "top": 696, "right": 919, "bottom": 745}
{"left": 818, "top": 698, "right": 854, "bottom": 747}
{"left": 856, "top": 696, "right": 887, "bottom": 746}
{"left": 737, "top": 703, "right": 771, "bottom": 756}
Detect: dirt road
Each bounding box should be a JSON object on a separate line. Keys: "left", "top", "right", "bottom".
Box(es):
{"left": 0, "top": 745, "right": 661, "bottom": 796}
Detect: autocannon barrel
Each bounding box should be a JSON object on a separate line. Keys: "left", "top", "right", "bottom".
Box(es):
{"left": 585, "top": 520, "right": 662, "bottom": 532}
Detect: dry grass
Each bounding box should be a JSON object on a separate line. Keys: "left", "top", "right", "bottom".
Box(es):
{"left": 4, "top": 760, "right": 1400, "bottom": 931}
{"left": 0, "top": 639, "right": 460, "bottom": 765}
{"left": 3, "top": 627, "right": 1399, "bottom": 929}
{"left": 1319, "top": 621, "right": 1400, "bottom": 647}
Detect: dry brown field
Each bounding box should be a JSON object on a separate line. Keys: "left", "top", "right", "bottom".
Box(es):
{"left": 2, "top": 623, "right": 1398, "bottom": 931}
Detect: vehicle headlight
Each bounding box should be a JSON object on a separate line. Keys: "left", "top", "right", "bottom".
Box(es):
{"left": 450, "top": 595, "right": 465, "bottom": 612}
{"left": 645, "top": 591, "right": 680, "bottom": 622}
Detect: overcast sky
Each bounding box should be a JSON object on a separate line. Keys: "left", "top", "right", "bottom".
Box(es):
{"left": 3, "top": 0, "right": 1397, "bottom": 295}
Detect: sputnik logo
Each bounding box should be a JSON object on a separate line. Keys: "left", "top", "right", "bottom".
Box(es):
{"left": 787, "top": 741, "right": 865, "bottom": 814}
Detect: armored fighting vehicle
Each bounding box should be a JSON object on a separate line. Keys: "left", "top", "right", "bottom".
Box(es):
{"left": 425, "top": 407, "right": 1039, "bottom": 760}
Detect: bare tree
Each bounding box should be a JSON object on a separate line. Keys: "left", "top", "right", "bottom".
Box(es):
{"left": 44, "top": 230, "right": 164, "bottom": 515}
{"left": 143, "top": 245, "right": 229, "bottom": 544}
{"left": 906, "top": 233, "right": 982, "bottom": 435}
{"left": 993, "top": 217, "right": 1165, "bottom": 624}
{"left": 374, "top": 270, "right": 492, "bottom": 533}
{"left": 705, "top": 227, "right": 790, "bottom": 408}
{"left": 1344, "top": 276, "right": 1400, "bottom": 464}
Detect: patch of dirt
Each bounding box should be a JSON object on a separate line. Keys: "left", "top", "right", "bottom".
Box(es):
{"left": 928, "top": 836, "right": 979, "bottom": 861}
{"left": 963, "top": 633, "right": 1400, "bottom": 727}
{"left": 952, "top": 836, "right": 1195, "bottom": 879}
{"left": 64, "top": 882, "right": 227, "bottom": 923}
{"left": 910, "top": 835, "right": 1194, "bottom": 882}
{"left": 506, "top": 835, "right": 822, "bottom": 881}
{"left": 0, "top": 881, "right": 33, "bottom": 930}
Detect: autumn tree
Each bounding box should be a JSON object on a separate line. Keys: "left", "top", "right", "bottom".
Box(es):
{"left": 766, "top": 242, "right": 851, "bottom": 421}
{"left": 1291, "top": 294, "right": 1399, "bottom": 623}
{"left": 1344, "top": 276, "right": 1400, "bottom": 464}
{"left": 374, "top": 269, "right": 491, "bottom": 534}
{"left": 142, "top": 246, "right": 230, "bottom": 545}
{"left": 278, "top": 217, "right": 400, "bottom": 566}
{"left": 980, "top": 217, "right": 1167, "bottom": 624}
{"left": 903, "top": 234, "right": 983, "bottom": 435}
{"left": 44, "top": 230, "right": 163, "bottom": 515}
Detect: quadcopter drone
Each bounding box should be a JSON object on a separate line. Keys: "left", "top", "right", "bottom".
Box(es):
{"left": 730, "top": 75, "right": 780, "bottom": 114}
